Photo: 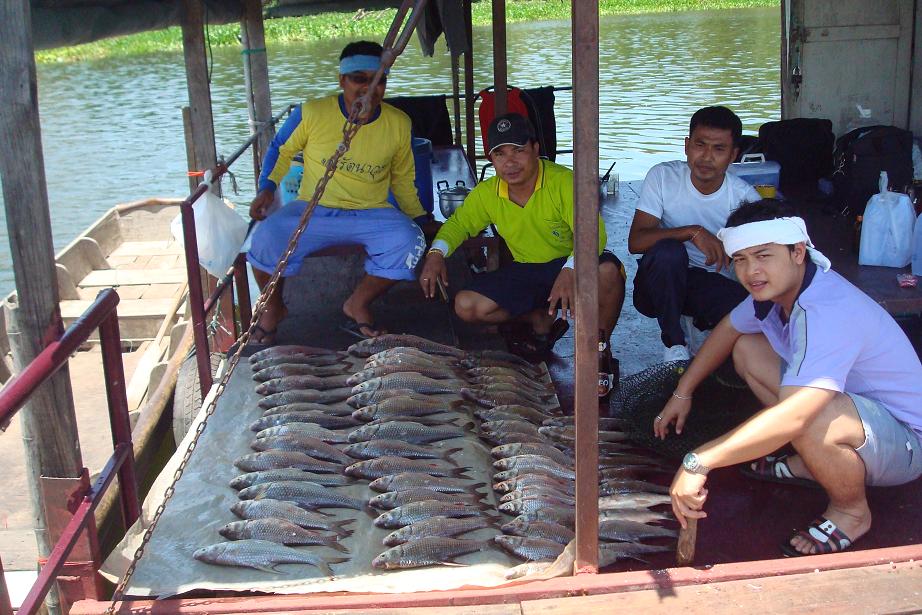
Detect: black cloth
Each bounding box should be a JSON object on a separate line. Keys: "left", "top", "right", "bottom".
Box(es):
{"left": 758, "top": 118, "right": 835, "bottom": 190}
{"left": 633, "top": 239, "right": 747, "bottom": 347}
{"left": 521, "top": 87, "right": 558, "bottom": 161}
{"left": 384, "top": 95, "right": 453, "bottom": 147}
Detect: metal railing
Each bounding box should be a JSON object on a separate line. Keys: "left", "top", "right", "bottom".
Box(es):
{"left": 0, "top": 289, "right": 139, "bottom": 615}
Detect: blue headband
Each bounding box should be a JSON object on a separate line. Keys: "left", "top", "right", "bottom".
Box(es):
{"left": 339, "top": 54, "right": 388, "bottom": 75}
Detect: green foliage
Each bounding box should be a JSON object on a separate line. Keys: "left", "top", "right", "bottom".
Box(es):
{"left": 35, "top": 0, "right": 779, "bottom": 64}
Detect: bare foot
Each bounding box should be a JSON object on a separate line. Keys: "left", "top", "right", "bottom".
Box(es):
{"left": 342, "top": 299, "right": 385, "bottom": 338}
{"left": 253, "top": 305, "right": 287, "bottom": 344}
{"left": 787, "top": 505, "right": 872, "bottom": 555}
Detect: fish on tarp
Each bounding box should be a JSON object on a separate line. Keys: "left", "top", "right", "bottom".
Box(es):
{"left": 480, "top": 431, "right": 550, "bottom": 446}
{"left": 474, "top": 383, "right": 553, "bottom": 406}
{"left": 500, "top": 518, "right": 575, "bottom": 545}
{"left": 234, "top": 452, "right": 344, "bottom": 474}
{"left": 260, "top": 402, "right": 353, "bottom": 417}
{"left": 538, "top": 425, "right": 630, "bottom": 444}
{"left": 365, "top": 415, "right": 465, "bottom": 428}
{"left": 598, "top": 519, "right": 678, "bottom": 542}
{"left": 599, "top": 455, "right": 673, "bottom": 471}
{"left": 255, "top": 374, "right": 352, "bottom": 394}
{"left": 599, "top": 508, "right": 672, "bottom": 525}
{"left": 345, "top": 456, "right": 471, "bottom": 481}
{"left": 491, "top": 443, "right": 573, "bottom": 466}
{"left": 343, "top": 439, "right": 462, "bottom": 463}
{"left": 346, "top": 388, "right": 433, "bottom": 409}
{"left": 251, "top": 353, "right": 349, "bottom": 371}
{"left": 499, "top": 495, "right": 574, "bottom": 515}
{"left": 250, "top": 435, "right": 353, "bottom": 465}
{"left": 504, "top": 561, "right": 555, "bottom": 580}
{"left": 598, "top": 542, "right": 671, "bottom": 567}
{"left": 258, "top": 388, "right": 354, "bottom": 408}
{"left": 468, "top": 374, "right": 554, "bottom": 394}
{"left": 347, "top": 421, "right": 469, "bottom": 445}
{"left": 346, "top": 364, "right": 463, "bottom": 385}
{"left": 372, "top": 536, "right": 489, "bottom": 569}
{"left": 348, "top": 334, "right": 466, "bottom": 358}
{"left": 352, "top": 396, "right": 466, "bottom": 421}
{"left": 351, "top": 373, "right": 465, "bottom": 396}
{"left": 480, "top": 419, "right": 541, "bottom": 437}
{"left": 231, "top": 499, "right": 354, "bottom": 537}
{"left": 493, "top": 455, "right": 575, "bottom": 480}
{"left": 477, "top": 405, "right": 554, "bottom": 425}
{"left": 598, "top": 493, "right": 672, "bottom": 511}
{"left": 513, "top": 507, "right": 576, "bottom": 528}
{"left": 382, "top": 515, "right": 496, "bottom": 546}
{"left": 541, "top": 415, "right": 630, "bottom": 431}
{"left": 218, "top": 519, "right": 350, "bottom": 553}
{"left": 239, "top": 481, "right": 367, "bottom": 512}
{"left": 364, "top": 351, "right": 457, "bottom": 372}
{"left": 494, "top": 535, "right": 564, "bottom": 562}
{"left": 369, "top": 472, "right": 484, "bottom": 494}
{"left": 252, "top": 365, "right": 351, "bottom": 384}
{"left": 249, "top": 345, "right": 345, "bottom": 364}
{"left": 598, "top": 479, "right": 669, "bottom": 496}
{"left": 230, "top": 469, "right": 352, "bottom": 490}
{"left": 250, "top": 412, "right": 360, "bottom": 432}
{"left": 193, "top": 539, "right": 346, "bottom": 575}
{"left": 499, "top": 486, "right": 574, "bottom": 505}
{"left": 461, "top": 388, "right": 559, "bottom": 411}
{"left": 493, "top": 474, "right": 575, "bottom": 496}
{"left": 374, "top": 499, "right": 493, "bottom": 529}
{"left": 466, "top": 365, "right": 543, "bottom": 382}
{"left": 369, "top": 488, "right": 483, "bottom": 510}
{"left": 255, "top": 423, "right": 351, "bottom": 444}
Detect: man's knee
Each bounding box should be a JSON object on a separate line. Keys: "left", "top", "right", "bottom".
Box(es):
{"left": 793, "top": 394, "right": 865, "bottom": 451}
{"left": 639, "top": 239, "right": 688, "bottom": 272}
{"left": 454, "top": 290, "right": 485, "bottom": 322}
{"left": 598, "top": 261, "right": 625, "bottom": 294}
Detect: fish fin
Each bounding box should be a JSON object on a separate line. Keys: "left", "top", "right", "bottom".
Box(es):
{"left": 322, "top": 536, "right": 351, "bottom": 554}
{"left": 451, "top": 467, "right": 474, "bottom": 479}
{"left": 476, "top": 500, "right": 496, "bottom": 513}
{"left": 442, "top": 447, "right": 464, "bottom": 465}
{"left": 331, "top": 519, "right": 356, "bottom": 538}
{"left": 440, "top": 559, "right": 470, "bottom": 567}
{"left": 469, "top": 482, "right": 488, "bottom": 495}
{"left": 317, "top": 561, "right": 335, "bottom": 577}
{"left": 363, "top": 505, "right": 380, "bottom": 519}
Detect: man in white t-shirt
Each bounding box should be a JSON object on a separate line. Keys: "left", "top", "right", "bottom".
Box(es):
{"left": 655, "top": 199, "right": 922, "bottom": 557}
{"left": 628, "top": 106, "right": 760, "bottom": 361}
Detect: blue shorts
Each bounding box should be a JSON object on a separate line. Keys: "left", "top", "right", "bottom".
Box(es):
{"left": 849, "top": 393, "right": 922, "bottom": 486}
{"left": 465, "top": 251, "right": 624, "bottom": 318}
{"left": 247, "top": 203, "right": 425, "bottom": 281}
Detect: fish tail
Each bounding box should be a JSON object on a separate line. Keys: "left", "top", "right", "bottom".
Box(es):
{"left": 322, "top": 536, "right": 351, "bottom": 554}
{"left": 469, "top": 482, "right": 488, "bottom": 495}
{"left": 451, "top": 467, "right": 474, "bottom": 479}
{"left": 331, "top": 519, "right": 356, "bottom": 537}
{"left": 442, "top": 447, "right": 464, "bottom": 465}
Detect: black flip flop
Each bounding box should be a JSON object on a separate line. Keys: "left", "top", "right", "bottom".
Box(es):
{"left": 740, "top": 454, "right": 822, "bottom": 489}
{"left": 250, "top": 324, "right": 277, "bottom": 346}
{"left": 340, "top": 318, "right": 378, "bottom": 340}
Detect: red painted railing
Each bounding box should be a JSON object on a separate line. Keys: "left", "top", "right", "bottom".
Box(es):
{"left": 0, "top": 288, "right": 140, "bottom": 615}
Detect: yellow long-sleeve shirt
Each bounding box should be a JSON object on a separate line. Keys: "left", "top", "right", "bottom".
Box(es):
{"left": 267, "top": 95, "right": 425, "bottom": 219}
{"left": 432, "top": 160, "right": 607, "bottom": 263}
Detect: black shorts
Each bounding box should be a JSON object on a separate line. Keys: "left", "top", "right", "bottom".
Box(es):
{"left": 464, "top": 251, "right": 624, "bottom": 317}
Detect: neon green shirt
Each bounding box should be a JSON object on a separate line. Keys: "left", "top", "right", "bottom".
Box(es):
{"left": 432, "top": 160, "right": 607, "bottom": 263}
{"left": 268, "top": 95, "right": 425, "bottom": 219}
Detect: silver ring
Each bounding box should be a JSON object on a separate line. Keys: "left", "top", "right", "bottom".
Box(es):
{"left": 655, "top": 415, "right": 663, "bottom": 421}
{"left": 422, "top": 278, "right": 429, "bottom": 281}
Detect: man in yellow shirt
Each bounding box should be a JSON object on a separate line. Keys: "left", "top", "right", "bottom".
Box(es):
{"left": 419, "top": 113, "right": 626, "bottom": 396}
{"left": 247, "top": 41, "right": 430, "bottom": 341}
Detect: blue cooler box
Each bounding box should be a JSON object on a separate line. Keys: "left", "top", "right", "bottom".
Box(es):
{"left": 728, "top": 153, "right": 781, "bottom": 190}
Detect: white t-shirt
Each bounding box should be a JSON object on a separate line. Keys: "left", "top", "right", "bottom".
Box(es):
{"left": 636, "top": 160, "right": 760, "bottom": 272}
{"left": 730, "top": 263, "right": 922, "bottom": 437}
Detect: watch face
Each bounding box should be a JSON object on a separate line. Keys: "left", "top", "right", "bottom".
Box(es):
{"left": 683, "top": 453, "right": 698, "bottom": 472}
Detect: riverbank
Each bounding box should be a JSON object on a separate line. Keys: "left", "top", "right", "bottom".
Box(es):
{"left": 36, "top": 0, "right": 779, "bottom": 63}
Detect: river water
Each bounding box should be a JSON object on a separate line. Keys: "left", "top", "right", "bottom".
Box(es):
{"left": 0, "top": 8, "right": 780, "bottom": 295}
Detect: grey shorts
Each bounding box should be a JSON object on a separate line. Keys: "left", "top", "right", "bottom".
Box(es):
{"left": 849, "top": 393, "right": 922, "bottom": 486}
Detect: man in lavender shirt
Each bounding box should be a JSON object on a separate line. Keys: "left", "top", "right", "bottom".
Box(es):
{"left": 654, "top": 199, "right": 922, "bottom": 557}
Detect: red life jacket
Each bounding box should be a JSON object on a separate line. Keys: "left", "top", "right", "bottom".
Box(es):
{"left": 477, "top": 87, "right": 530, "bottom": 154}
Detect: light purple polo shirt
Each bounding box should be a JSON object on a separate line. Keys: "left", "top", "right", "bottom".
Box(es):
{"left": 730, "top": 262, "right": 922, "bottom": 437}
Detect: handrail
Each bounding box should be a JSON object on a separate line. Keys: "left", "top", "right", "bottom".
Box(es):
{"left": 0, "top": 288, "right": 140, "bottom": 615}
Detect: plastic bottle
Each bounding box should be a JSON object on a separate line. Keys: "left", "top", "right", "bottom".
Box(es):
{"left": 912, "top": 213, "right": 922, "bottom": 276}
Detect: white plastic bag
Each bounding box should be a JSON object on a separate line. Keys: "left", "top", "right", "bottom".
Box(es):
{"left": 858, "top": 172, "right": 915, "bottom": 267}
{"left": 171, "top": 179, "right": 249, "bottom": 277}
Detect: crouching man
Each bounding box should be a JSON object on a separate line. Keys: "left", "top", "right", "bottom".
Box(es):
{"left": 656, "top": 199, "right": 922, "bottom": 556}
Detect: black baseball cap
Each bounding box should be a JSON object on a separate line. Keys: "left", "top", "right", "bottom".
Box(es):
{"left": 487, "top": 112, "right": 536, "bottom": 155}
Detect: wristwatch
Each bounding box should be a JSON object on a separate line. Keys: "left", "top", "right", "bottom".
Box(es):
{"left": 682, "top": 452, "right": 710, "bottom": 475}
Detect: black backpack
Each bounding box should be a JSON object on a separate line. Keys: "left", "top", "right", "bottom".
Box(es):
{"left": 832, "top": 125, "right": 914, "bottom": 216}
{"left": 758, "top": 118, "right": 835, "bottom": 190}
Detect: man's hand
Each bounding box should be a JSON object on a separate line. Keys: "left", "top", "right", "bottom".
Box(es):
{"left": 670, "top": 468, "right": 708, "bottom": 529}
{"left": 249, "top": 190, "right": 275, "bottom": 221}
{"left": 654, "top": 394, "right": 693, "bottom": 439}
{"left": 419, "top": 251, "right": 448, "bottom": 299}
{"left": 547, "top": 267, "right": 575, "bottom": 318}
{"left": 691, "top": 227, "right": 729, "bottom": 272}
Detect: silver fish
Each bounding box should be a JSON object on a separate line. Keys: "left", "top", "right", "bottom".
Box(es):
{"left": 598, "top": 509, "right": 672, "bottom": 525}
{"left": 249, "top": 345, "right": 345, "bottom": 363}
{"left": 344, "top": 456, "right": 471, "bottom": 480}
{"left": 343, "top": 439, "right": 462, "bottom": 463}
{"left": 494, "top": 535, "right": 564, "bottom": 561}
{"left": 538, "top": 425, "right": 630, "bottom": 444}
{"left": 383, "top": 515, "right": 495, "bottom": 546}
{"left": 251, "top": 354, "right": 349, "bottom": 371}
{"left": 541, "top": 415, "right": 630, "bottom": 431}
{"left": 491, "top": 443, "right": 572, "bottom": 466}
{"left": 598, "top": 519, "right": 677, "bottom": 542}
{"left": 500, "top": 518, "right": 575, "bottom": 545}
{"left": 369, "top": 472, "right": 484, "bottom": 494}
{"left": 218, "top": 519, "right": 350, "bottom": 553}
{"left": 348, "top": 335, "right": 465, "bottom": 358}
{"left": 351, "top": 373, "right": 465, "bottom": 396}
{"left": 369, "top": 488, "right": 483, "bottom": 510}
{"left": 598, "top": 542, "right": 671, "bottom": 567}
{"left": 374, "top": 499, "right": 492, "bottom": 528}
{"left": 234, "top": 452, "right": 343, "bottom": 474}
{"left": 253, "top": 365, "right": 351, "bottom": 384}
{"left": 230, "top": 469, "right": 352, "bottom": 490}
{"left": 493, "top": 474, "right": 575, "bottom": 496}
{"left": 347, "top": 365, "right": 462, "bottom": 385}
{"left": 500, "top": 486, "right": 575, "bottom": 504}
{"left": 493, "top": 455, "right": 575, "bottom": 480}
{"left": 258, "top": 388, "right": 354, "bottom": 408}
{"left": 598, "top": 479, "right": 670, "bottom": 496}
{"left": 504, "top": 561, "right": 555, "bottom": 580}
{"left": 365, "top": 350, "right": 457, "bottom": 371}
{"left": 348, "top": 421, "right": 468, "bottom": 444}
{"left": 193, "top": 539, "right": 346, "bottom": 575}
{"left": 468, "top": 374, "right": 554, "bottom": 394}
{"left": 231, "top": 499, "right": 354, "bottom": 536}
{"left": 260, "top": 402, "right": 353, "bottom": 417}
{"left": 480, "top": 420, "right": 541, "bottom": 437}
{"left": 250, "top": 412, "right": 360, "bottom": 432}
{"left": 352, "top": 397, "right": 464, "bottom": 421}
{"left": 475, "top": 384, "right": 552, "bottom": 406}
{"left": 513, "top": 508, "right": 576, "bottom": 528}
{"left": 255, "top": 374, "right": 352, "bottom": 394}
{"left": 466, "top": 365, "right": 543, "bottom": 382}
{"left": 346, "top": 388, "right": 433, "bottom": 409}
{"left": 499, "top": 495, "right": 574, "bottom": 515}
{"left": 598, "top": 493, "right": 672, "bottom": 510}
{"left": 465, "top": 349, "right": 540, "bottom": 372}
{"left": 239, "top": 481, "right": 367, "bottom": 512}
{"left": 365, "top": 414, "right": 465, "bottom": 428}
{"left": 479, "top": 404, "right": 554, "bottom": 425}
{"left": 250, "top": 435, "right": 353, "bottom": 465}
{"left": 372, "top": 537, "right": 487, "bottom": 569}
{"left": 462, "top": 388, "right": 558, "bottom": 410}
{"left": 255, "top": 423, "right": 351, "bottom": 443}
{"left": 481, "top": 431, "right": 550, "bottom": 446}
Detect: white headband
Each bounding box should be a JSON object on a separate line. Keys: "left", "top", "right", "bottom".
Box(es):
{"left": 716, "top": 217, "right": 831, "bottom": 272}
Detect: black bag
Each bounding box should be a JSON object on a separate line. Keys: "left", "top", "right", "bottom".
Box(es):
{"left": 758, "top": 118, "right": 835, "bottom": 190}
{"left": 832, "top": 125, "right": 914, "bottom": 216}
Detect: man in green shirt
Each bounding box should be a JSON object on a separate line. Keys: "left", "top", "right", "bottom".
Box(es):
{"left": 419, "top": 113, "right": 625, "bottom": 396}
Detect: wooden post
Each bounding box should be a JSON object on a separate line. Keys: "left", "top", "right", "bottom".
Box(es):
{"left": 0, "top": 4, "right": 82, "bottom": 613}
{"left": 463, "top": 0, "right": 476, "bottom": 170}
{"left": 241, "top": 0, "right": 273, "bottom": 189}
{"left": 181, "top": 0, "right": 218, "bottom": 195}
{"left": 491, "top": 0, "right": 507, "bottom": 116}
{"left": 677, "top": 518, "right": 698, "bottom": 566}
{"left": 571, "top": 0, "right": 600, "bottom": 575}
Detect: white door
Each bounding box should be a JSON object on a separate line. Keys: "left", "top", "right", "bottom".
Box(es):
{"left": 781, "top": 0, "right": 914, "bottom": 136}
